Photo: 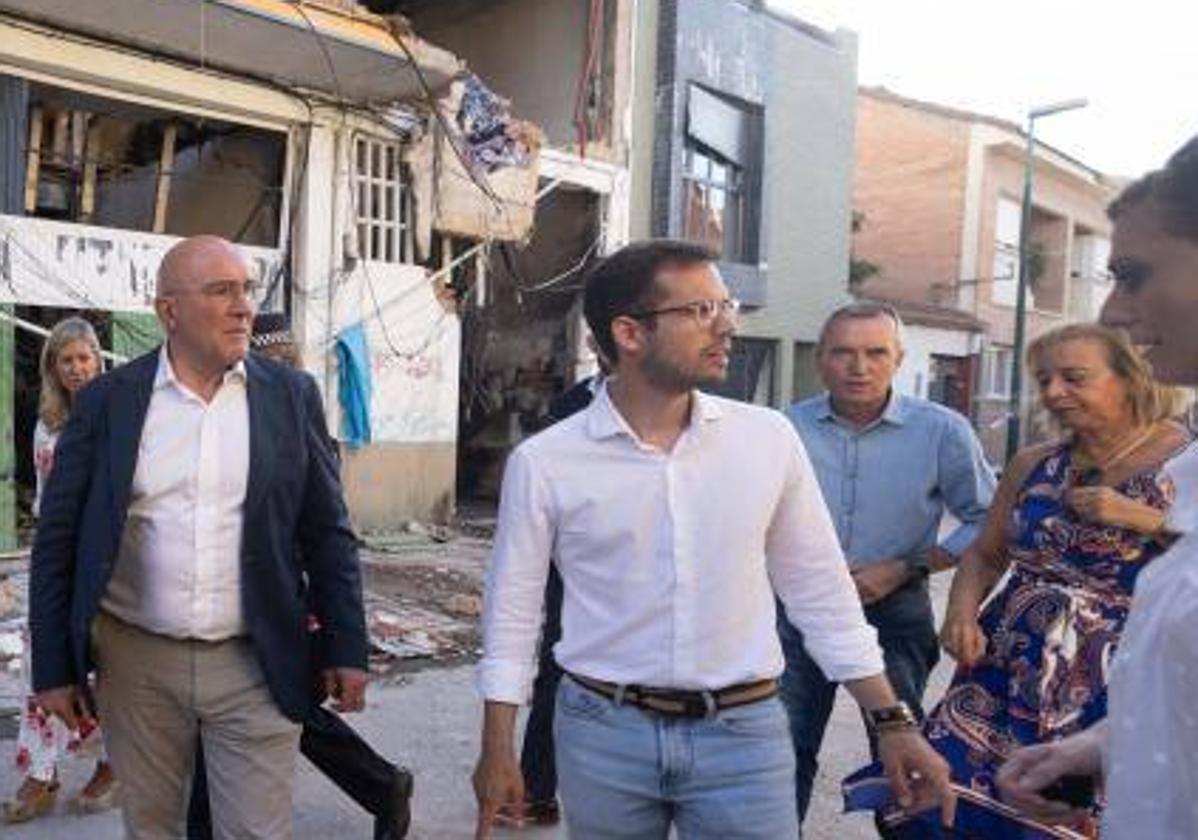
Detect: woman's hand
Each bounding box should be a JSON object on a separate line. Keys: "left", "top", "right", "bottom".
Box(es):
{"left": 940, "top": 608, "right": 987, "bottom": 666}
{"left": 1065, "top": 486, "right": 1166, "bottom": 534}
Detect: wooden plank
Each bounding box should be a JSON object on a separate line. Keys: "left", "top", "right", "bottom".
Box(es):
{"left": 80, "top": 117, "right": 102, "bottom": 221}
{"left": 22, "top": 105, "right": 42, "bottom": 213}
{"left": 152, "top": 121, "right": 178, "bottom": 234}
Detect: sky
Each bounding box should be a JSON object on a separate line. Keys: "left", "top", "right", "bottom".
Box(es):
{"left": 769, "top": 0, "right": 1196, "bottom": 177}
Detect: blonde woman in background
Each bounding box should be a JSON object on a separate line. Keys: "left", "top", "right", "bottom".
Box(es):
{"left": 2, "top": 317, "right": 118, "bottom": 823}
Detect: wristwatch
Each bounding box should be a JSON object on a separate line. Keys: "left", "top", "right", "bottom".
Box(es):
{"left": 865, "top": 701, "right": 919, "bottom": 734}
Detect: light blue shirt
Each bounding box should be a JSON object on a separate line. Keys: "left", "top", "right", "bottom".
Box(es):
{"left": 787, "top": 393, "right": 996, "bottom": 571}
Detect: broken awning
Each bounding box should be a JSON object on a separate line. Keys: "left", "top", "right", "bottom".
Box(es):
{"left": 0, "top": 0, "right": 461, "bottom": 104}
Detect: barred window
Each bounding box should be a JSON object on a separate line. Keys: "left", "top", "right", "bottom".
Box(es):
{"left": 353, "top": 135, "right": 413, "bottom": 263}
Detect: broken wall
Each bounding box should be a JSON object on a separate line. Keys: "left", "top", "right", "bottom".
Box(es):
{"left": 406, "top": 0, "right": 620, "bottom": 158}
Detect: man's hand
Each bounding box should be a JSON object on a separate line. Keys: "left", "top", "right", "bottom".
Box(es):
{"left": 996, "top": 730, "right": 1104, "bottom": 825}
{"left": 35, "top": 685, "right": 93, "bottom": 731}
{"left": 473, "top": 747, "right": 524, "bottom": 839}
{"left": 852, "top": 559, "right": 911, "bottom": 605}
{"left": 320, "top": 667, "right": 367, "bottom": 713}
{"left": 939, "top": 608, "right": 987, "bottom": 666}
{"left": 876, "top": 729, "right": 955, "bottom": 822}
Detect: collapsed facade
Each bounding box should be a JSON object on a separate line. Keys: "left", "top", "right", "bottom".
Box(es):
{"left": 0, "top": 0, "right": 869, "bottom": 542}
{"left": 0, "top": 0, "right": 630, "bottom": 542}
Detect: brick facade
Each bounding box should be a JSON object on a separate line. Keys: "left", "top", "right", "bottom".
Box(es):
{"left": 852, "top": 92, "right": 970, "bottom": 306}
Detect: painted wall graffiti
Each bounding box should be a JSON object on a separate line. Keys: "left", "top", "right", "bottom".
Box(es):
{"left": 326, "top": 261, "right": 459, "bottom": 445}
{"left": 0, "top": 214, "right": 283, "bottom": 312}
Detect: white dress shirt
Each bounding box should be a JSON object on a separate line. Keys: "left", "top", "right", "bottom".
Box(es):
{"left": 478, "top": 384, "right": 884, "bottom": 704}
{"left": 102, "top": 346, "right": 250, "bottom": 640}
{"left": 1163, "top": 440, "right": 1198, "bottom": 535}
{"left": 1103, "top": 441, "right": 1198, "bottom": 839}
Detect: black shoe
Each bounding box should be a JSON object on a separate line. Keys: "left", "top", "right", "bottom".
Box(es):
{"left": 374, "top": 767, "right": 413, "bottom": 840}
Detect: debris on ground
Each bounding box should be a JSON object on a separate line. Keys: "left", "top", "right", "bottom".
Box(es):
{"left": 362, "top": 535, "right": 489, "bottom": 676}
{"left": 442, "top": 593, "right": 482, "bottom": 618}
{"left": 0, "top": 527, "right": 499, "bottom": 726}
{"left": 0, "top": 573, "right": 28, "bottom": 717}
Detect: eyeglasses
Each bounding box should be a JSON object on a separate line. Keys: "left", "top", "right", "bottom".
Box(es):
{"left": 165, "top": 279, "right": 261, "bottom": 302}
{"left": 628, "top": 298, "right": 741, "bottom": 327}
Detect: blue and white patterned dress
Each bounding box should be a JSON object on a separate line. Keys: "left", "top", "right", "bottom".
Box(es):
{"left": 845, "top": 442, "right": 1179, "bottom": 839}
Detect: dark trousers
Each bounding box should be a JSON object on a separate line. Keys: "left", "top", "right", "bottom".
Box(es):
{"left": 520, "top": 564, "right": 564, "bottom": 803}
{"left": 777, "top": 578, "right": 940, "bottom": 833}
{"left": 187, "top": 705, "right": 399, "bottom": 839}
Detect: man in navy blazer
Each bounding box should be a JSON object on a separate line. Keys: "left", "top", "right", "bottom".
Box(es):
{"left": 30, "top": 235, "right": 368, "bottom": 838}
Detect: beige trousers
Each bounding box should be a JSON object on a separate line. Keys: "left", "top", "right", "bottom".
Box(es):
{"left": 92, "top": 611, "right": 302, "bottom": 840}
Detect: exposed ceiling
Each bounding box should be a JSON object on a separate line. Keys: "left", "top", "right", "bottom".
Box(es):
{"left": 0, "top": 0, "right": 462, "bottom": 105}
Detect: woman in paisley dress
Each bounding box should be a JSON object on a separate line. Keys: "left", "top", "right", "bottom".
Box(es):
{"left": 845, "top": 323, "right": 1190, "bottom": 838}
{"left": 2, "top": 318, "right": 118, "bottom": 824}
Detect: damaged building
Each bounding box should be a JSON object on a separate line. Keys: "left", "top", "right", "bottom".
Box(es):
{"left": 396, "top": 0, "right": 635, "bottom": 504}
{"left": 0, "top": 0, "right": 584, "bottom": 542}
{"left": 0, "top": 0, "right": 862, "bottom": 539}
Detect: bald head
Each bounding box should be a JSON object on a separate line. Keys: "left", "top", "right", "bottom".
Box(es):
{"left": 154, "top": 235, "right": 256, "bottom": 385}
{"left": 157, "top": 235, "right": 246, "bottom": 297}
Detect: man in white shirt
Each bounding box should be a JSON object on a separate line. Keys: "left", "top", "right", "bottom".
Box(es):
{"left": 997, "top": 138, "right": 1198, "bottom": 838}
{"left": 31, "top": 236, "right": 368, "bottom": 838}
{"left": 473, "top": 239, "right": 952, "bottom": 838}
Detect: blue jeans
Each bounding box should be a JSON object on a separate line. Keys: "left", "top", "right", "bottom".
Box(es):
{"left": 553, "top": 676, "right": 798, "bottom": 839}
{"left": 777, "top": 579, "right": 940, "bottom": 828}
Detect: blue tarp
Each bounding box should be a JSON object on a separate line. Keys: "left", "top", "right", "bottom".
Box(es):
{"left": 334, "top": 323, "right": 372, "bottom": 449}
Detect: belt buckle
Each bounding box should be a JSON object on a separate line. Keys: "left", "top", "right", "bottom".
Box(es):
{"left": 679, "top": 691, "right": 716, "bottom": 719}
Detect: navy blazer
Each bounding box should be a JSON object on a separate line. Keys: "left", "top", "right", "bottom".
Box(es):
{"left": 29, "top": 348, "right": 368, "bottom": 722}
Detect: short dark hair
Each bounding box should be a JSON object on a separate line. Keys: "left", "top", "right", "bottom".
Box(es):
{"left": 583, "top": 239, "right": 719, "bottom": 363}
{"left": 1108, "top": 134, "right": 1198, "bottom": 241}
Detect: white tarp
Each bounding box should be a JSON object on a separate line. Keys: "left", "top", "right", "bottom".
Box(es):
{"left": 0, "top": 214, "right": 283, "bottom": 312}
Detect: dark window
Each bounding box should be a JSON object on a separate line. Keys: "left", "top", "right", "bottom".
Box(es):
{"left": 681, "top": 85, "right": 760, "bottom": 264}
{"left": 704, "top": 337, "right": 776, "bottom": 406}
{"left": 928, "top": 354, "right": 973, "bottom": 417}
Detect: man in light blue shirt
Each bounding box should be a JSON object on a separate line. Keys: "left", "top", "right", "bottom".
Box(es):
{"left": 781, "top": 302, "right": 995, "bottom": 831}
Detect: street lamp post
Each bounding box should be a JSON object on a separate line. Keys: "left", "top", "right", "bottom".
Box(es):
{"left": 1004, "top": 98, "right": 1088, "bottom": 464}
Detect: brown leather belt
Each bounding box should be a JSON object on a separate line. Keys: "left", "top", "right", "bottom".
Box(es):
{"left": 568, "top": 672, "right": 778, "bottom": 719}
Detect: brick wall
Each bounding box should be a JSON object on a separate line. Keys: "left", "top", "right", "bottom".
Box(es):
{"left": 851, "top": 92, "right": 971, "bottom": 306}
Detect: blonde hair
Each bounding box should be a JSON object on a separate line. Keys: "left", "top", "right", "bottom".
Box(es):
{"left": 1027, "top": 323, "right": 1180, "bottom": 426}
{"left": 39, "top": 317, "right": 103, "bottom": 432}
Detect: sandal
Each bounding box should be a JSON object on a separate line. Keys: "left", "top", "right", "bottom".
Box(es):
{"left": 1, "top": 778, "right": 60, "bottom": 824}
